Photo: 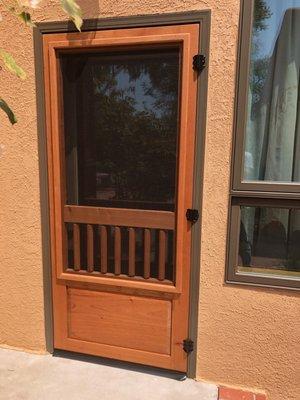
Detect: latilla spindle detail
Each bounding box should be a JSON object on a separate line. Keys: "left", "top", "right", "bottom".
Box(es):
{"left": 66, "top": 220, "right": 174, "bottom": 285}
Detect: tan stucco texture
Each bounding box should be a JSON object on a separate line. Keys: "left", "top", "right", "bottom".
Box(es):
{"left": 0, "top": 1, "right": 299, "bottom": 400}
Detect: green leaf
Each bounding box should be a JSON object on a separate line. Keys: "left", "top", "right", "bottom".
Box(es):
{"left": 0, "top": 98, "right": 17, "bottom": 124}
{"left": 61, "top": 0, "right": 83, "bottom": 31}
{"left": 0, "top": 49, "right": 26, "bottom": 80}
{"left": 18, "top": 11, "right": 36, "bottom": 27}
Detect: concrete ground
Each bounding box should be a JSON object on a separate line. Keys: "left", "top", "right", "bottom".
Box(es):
{"left": 0, "top": 348, "right": 218, "bottom": 400}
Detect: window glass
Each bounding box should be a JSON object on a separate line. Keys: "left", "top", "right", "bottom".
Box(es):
{"left": 238, "top": 205, "right": 300, "bottom": 277}
{"left": 244, "top": 0, "right": 300, "bottom": 182}
{"left": 61, "top": 48, "right": 180, "bottom": 211}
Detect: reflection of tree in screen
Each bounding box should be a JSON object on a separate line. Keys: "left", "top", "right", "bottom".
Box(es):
{"left": 62, "top": 49, "right": 180, "bottom": 210}
{"left": 90, "top": 51, "right": 179, "bottom": 207}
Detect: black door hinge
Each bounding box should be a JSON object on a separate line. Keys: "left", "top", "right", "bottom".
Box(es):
{"left": 186, "top": 209, "right": 199, "bottom": 223}
{"left": 183, "top": 338, "right": 194, "bottom": 354}
{"left": 193, "top": 54, "right": 206, "bottom": 73}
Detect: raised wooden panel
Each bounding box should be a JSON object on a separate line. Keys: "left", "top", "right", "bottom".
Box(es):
{"left": 67, "top": 288, "right": 172, "bottom": 355}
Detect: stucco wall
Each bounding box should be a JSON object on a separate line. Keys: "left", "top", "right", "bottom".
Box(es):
{"left": 0, "top": 1, "right": 299, "bottom": 399}
{"left": 0, "top": 10, "right": 47, "bottom": 353}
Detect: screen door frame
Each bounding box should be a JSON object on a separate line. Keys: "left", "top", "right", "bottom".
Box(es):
{"left": 33, "top": 11, "right": 210, "bottom": 377}
{"left": 44, "top": 25, "right": 196, "bottom": 295}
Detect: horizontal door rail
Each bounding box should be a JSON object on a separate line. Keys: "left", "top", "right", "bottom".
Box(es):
{"left": 65, "top": 269, "right": 174, "bottom": 286}
{"left": 64, "top": 205, "right": 175, "bottom": 230}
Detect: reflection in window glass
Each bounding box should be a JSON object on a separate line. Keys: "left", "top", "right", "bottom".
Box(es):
{"left": 238, "top": 206, "right": 300, "bottom": 277}
{"left": 61, "top": 49, "right": 180, "bottom": 211}
{"left": 244, "top": 0, "right": 300, "bottom": 182}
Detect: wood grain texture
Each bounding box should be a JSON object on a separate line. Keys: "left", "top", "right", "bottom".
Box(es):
{"left": 169, "top": 23, "right": 199, "bottom": 371}
{"left": 64, "top": 205, "right": 175, "bottom": 230}
{"left": 100, "top": 226, "right": 108, "bottom": 274}
{"left": 114, "top": 227, "right": 121, "bottom": 275}
{"left": 61, "top": 271, "right": 176, "bottom": 293}
{"left": 43, "top": 33, "right": 69, "bottom": 346}
{"left": 158, "top": 230, "right": 166, "bottom": 281}
{"left": 128, "top": 228, "right": 136, "bottom": 277}
{"left": 68, "top": 288, "right": 172, "bottom": 355}
{"left": 143, "top": 229, "right": 151, "bottom": 279}
{"left": 87, "top": 224, "right": 94, "bottom": 272}
{"left": 73, "top": 224, "right": 80, "bottom": 271}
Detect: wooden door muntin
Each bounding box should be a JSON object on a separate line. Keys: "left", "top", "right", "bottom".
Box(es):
{"left": 44, "top": 24, "right": 199, "bottom": 371}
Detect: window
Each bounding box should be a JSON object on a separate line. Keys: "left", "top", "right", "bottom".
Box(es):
{"left": 227, "top": 0, "right": 300, "bottom": 289}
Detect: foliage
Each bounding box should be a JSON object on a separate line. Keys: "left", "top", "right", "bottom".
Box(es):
{"left": 0, "top": 0, "right": 83, "bottom": 123}
{"left": 61, "top": 0, "right": 82, "bottom": 31}
{"left": 18, "top": 10, "right": 35, "bottom": 27}
{"left": 249, "top": 56, "right": 269, "bottom": 115}
{"left": 0, "top": 49, "right": 26, "bottom": 79}
{"left": 0, "top": 98, "right": 17, "bottom": 124}
{"left": 250, "top": 0, "right": 272, "bottom": 108}
{"left": 253, "top": 0, "right": 272, "bottom": 31}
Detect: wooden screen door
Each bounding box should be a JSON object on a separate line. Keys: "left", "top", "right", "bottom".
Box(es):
{"left": 43, "top": 23, "right": 199, "bottom": 372}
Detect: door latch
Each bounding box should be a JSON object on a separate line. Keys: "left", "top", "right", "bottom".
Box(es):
{"left": 186, "top": 209, "right": 199, "bottom": 223}
{"left": 183, "top": 338, "right": 194, "bottom": 354}
{"left": 193, "top": 54, "right": 206, "bottom": 73}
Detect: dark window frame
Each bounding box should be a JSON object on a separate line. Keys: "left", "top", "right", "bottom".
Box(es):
{"left": 227, "top": 0, "right": 300, "bottom": 290}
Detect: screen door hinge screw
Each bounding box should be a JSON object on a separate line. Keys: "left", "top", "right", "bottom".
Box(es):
{"left": 183, "top": 338, "right": 194, "bottom": 354}
{"left": 186, "top": 209, "right": 199, "bottom": 223}
{"left": 193, "top": 54, "right": 206, "bottom": 72}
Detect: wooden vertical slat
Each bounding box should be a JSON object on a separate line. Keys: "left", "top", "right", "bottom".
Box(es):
{"left": 128, "top": 228, "right": 135, "bottom": 277}
{"left": 64, "top": 224, "right": 68, "bottom": 269}
{"left": 158, "top": 230, "right": 166, "bottom": 281}
{"left": 87, "top": 224, "right": 94, "bottom": 272}
{"left": 100, "top": 226, "right": 107, "bottom": 274}
{"left": 144, "top": 229, "right": 151, "bottom": 279}
{"left": 73, "top": 223, "right": 80, "bottom": 271}
{"left": 114, "top": 227, "right": 121, "bottom": 275}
